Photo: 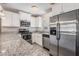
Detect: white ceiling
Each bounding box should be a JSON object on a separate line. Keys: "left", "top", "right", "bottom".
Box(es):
{"left": 1, "top": 3, "right": 51, "bottom": 15}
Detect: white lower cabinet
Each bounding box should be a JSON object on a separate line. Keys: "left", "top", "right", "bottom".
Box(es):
{"left": 32, "top": 33, "right": 42, "bottom": 46}
{"left": 32, "top": 33, "right": 37, "bottom": 43}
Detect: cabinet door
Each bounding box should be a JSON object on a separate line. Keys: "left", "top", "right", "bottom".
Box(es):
{"left": 36, "top": 34, "right": 42, "bottom": 46}
{"left": 31, "top": 17, "right": 36, "bottom": 27}
{"left": 4, "top": 11, "right": 12, "bottom": 26}
{"left": 38, "top": 17, "right": 42, "bottom": 27}
{"left": 32, "top": 33, "right": 37, "bottom": 43}
{"left": 12, "top": 13, "right": 20, "bottom": 27}
{"left": 63, "top": 3, "right": 78, "bottom": 13}
{"left": 52, "top": 3, "right": 62, "bottom": 16}
{"left": 42, "top": 14, "right": 49, "bottom": 32}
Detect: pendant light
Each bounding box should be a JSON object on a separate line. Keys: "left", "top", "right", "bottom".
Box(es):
{"left": 31, "top": 4, "right": 38, "bottom": 14}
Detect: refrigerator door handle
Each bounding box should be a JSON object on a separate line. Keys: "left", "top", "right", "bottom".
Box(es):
{"left": 56, "top": 22, "right": 60, "bottom": 56}
{"left": 56, "top": 23, "right": 60, "bottom": 40}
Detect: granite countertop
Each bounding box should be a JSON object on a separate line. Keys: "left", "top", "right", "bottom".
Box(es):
{"left": 0, "top": 33, "right": 49, "bottom": 56}
{"left": 32, "top": 31, "right": 49, "bottom": 34}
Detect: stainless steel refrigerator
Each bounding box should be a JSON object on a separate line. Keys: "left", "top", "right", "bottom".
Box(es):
{"left": 49, "top": 9, "right": 79, "bottom": 56}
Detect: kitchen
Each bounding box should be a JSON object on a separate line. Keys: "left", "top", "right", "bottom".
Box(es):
{"left": 0, "top": 3, "right": 79, "bottom": 56}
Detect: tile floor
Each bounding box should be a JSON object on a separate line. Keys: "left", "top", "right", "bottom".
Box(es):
{"left": 0, "top": 32, "right": 49, "bottom": 56}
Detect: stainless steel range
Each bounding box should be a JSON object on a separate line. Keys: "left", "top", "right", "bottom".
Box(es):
{"left": 19, "top": 29, "right": 32, "bottom": 44}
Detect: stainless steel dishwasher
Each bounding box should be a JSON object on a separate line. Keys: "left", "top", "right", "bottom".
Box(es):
{"left": 42, "top": 34, "right": 50, "bottom": 50}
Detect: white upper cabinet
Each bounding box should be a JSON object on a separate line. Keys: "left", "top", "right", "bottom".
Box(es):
{"left": 12, "top": 13, "right": 20, "bottom": 27}
{"left": 52, "top": 3, "right": 79, "bottom": 16}
{"left": 19, "top": 12, "right": 31, "bottom": 22}
{"left": 2, "top": 11, "right": 12, "bottom": 26}
{"left": 30, "top": 17, "right": 36, "bottom": 27}
{"left": 62, "top": 3, "right": 79, "bottom": 13}
{"left": 2, "top": 11, "right": 20, "bottom": 27}
{"left": 52, "top": 3, "right": 62, "bottom": 16}
{"left": 42, "top": 13, "right": 50, "bottom": 32}
{"left": 31, "top": 16, "right": 43, "bottom": 28}
{"left": 38, "top": 17, "right": 42, "bottom": 27}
